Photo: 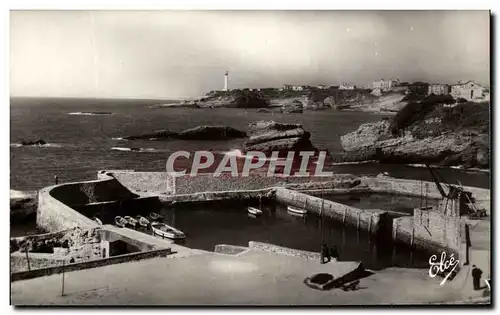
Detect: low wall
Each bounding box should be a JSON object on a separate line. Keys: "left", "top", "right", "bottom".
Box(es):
{"left": 249, "top": 241, "right": 321, "bottom": 260}
{"left": 392, "top": 216, "right": 461, "bottom": 257}
{"left": 275, "top": 188, "right": 387, "bottom": 236}
{"left": 11, "top": 248, "right": 172, "bottom": 282}
{"left": 10, "top": 252, "right": 70, "bottom": 273}
{"left": 98, "top": 171, "right": 172, "bottom": 195}
{"left": 37, "top": 185, "right": 97, "bottom": 233}
{"left": 361, "top": 176, "right": 490, "bottom": 212}
{"left": 37, "top": 175, "right": 159, "bottom": 233}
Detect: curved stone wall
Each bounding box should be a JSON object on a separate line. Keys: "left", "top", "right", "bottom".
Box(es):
{"left": 37, "top": 174, "right": 141, "bottom": 233}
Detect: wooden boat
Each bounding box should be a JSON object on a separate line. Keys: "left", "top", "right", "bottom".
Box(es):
{"left": 248, "top": 207, "right": 263, "bottom": 216}
{"left": 124, "top": 216, "right": 137, "bottom": 226}
{"left": 136, "top": 215, "right": 150, "bottom": 227}
{"left": 287, "top": 205, "right": 308, "bottom": 215}
{"left": 149, "top": 212, "right": 164, "bottom": 221}
{"left": 151, "top": 222, "right": 186, "bottom": 240}
{"left": 114, "top": 216, "right": 127, "bottom": 228}
{"left": 92, "top": 217, "right": 103, "bottom": 225}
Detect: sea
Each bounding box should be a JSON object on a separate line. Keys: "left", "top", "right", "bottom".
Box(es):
{"left": 10, "top": 97, "right": 490, "bottom": 270}
{"left": 10, "top": 97, "right": 490, "bottom": 191}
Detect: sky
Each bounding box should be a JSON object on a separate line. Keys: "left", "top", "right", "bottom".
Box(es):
{"left": 10, "top": 10, "right": 490, "bottom": 99}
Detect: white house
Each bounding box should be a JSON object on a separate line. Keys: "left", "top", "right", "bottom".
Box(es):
{"left": 450, "top": 81, "right": 486, "bottom": 101}
{"left": 339, "top": 83, "right": 355, "bottom": 90}
{"left": 372, "top": 78, "right": 399, "bottom": 91}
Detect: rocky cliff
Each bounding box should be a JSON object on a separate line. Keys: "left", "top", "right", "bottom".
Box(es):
{"left": 340, "top": 99, "right": 490, "bottom": 168}
{"left": 243, "top": 121, "right": 317, "bottom": 156}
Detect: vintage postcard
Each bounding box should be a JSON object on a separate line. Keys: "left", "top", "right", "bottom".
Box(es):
{"left": 10, "top": 9, "right": 491, "bottom": 306}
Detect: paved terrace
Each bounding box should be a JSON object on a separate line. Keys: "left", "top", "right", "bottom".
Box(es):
{"left": 11, "top": 245, "right": 490, "bottom": 305}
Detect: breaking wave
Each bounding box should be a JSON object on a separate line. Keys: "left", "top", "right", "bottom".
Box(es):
{"left": 111, "top": 147, "right": 165, "bottom": 153}
{"left": 68, "top": 112, "right": 113, "bottom": 116}
{"left": 10, "top": 143, "right": 63, "bottom": 148}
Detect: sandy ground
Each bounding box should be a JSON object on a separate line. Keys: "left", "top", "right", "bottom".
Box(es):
{"left": 11, "top": 244, "right": 490, "bottom": 306}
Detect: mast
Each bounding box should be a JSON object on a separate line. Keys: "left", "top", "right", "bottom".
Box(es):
{"left": 425, "top": 164, "right": 448, "bottom": 198}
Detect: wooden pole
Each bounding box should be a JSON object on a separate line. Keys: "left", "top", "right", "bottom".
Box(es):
{"left": 368, "top": 215, "right": 372, "bottom": 235}
{"left": 61, "top": 260, "right": 66, "bottom": 296}
{"left": 356, "top": 212, "right": 360, "bottom": 230}
{"left": 24, "top": 244, "right": 31, "bottom": 271}
{"left": 410, "top": 226, "right": 415, "bottom": 248}
{"left": 342, "top": 209, "right": 347, "bottom": 225}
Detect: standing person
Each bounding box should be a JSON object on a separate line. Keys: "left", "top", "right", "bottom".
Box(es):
{"left": 320, "top": 243, "right": 331, "bottom": 264}
{"left": 472, "top": 265, "right": 483, "bottom": 290}
{"left": 330, "top": 245, "right": 339, "bottom": 261}
{"left": 54, "top": 175, "right": 59, "bottom": 185}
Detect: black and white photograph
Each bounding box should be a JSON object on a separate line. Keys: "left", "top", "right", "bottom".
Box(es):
{"left": 9, "top": 8, "right": 492, "bottom": 306}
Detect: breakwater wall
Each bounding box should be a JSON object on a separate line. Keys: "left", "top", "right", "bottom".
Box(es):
{"left": 101, "top": 170, "right": 361, "bottom": 196}
{"left": 361, "top": 176, "right": 490, "bottom": 212}
{"left": 275, "top": 188, "right": 387, "bottom": 236}
{"left": 38, "top": 175, "right": 160, "bottom": 233}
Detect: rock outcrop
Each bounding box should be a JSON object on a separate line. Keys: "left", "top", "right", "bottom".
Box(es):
{"left": 124, "top": 129, "right": 177, "bottom": 140}
{"left": 177, "top": 126, "right": 247, "bottom": 140}
{"left": 10, "top": 190, "right": 37, "bottom": 223}
{"left": 340, "top": 101, "right": 490, "bottom": 168}
{"left": 243, "top": 121, "right": 317, "bottom": 156}
{"left": 281, "top": 100, "right": 304, "bottom": 114}
{"left": 123, "top": 126, "right": 247, "bottom": 141}
{"left": 20, "top": 139, "right": 46, "bottom": 146}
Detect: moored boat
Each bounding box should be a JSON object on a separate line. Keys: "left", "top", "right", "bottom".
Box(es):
{"left": 149, "top": 212, "right": 164, "bottom": 221}
{"left": 92, "top": 217, "right": 103, "bottom": 225}
{"left": 248, "top": 207, "right": 263, "bottom": 215}
{"left": 151, "top": 222, "right": 186, "bottom": 240}
{"left": 287, "top": 206, "right": 308, "bottom": 215}
{"left": 124, "top": 216, "right": 138, "bottom": 226}
{"left": 114, "top": 216, "right": 127, "bottom": 228}
{"left": 136, "top": 215, "right": 150, "bottom": 227}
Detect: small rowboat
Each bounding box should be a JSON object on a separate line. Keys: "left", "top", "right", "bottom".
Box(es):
{"left": 248, "top": 207, "right": 263, "bottom": 216}
{"left": 136, "top": 215, "right": 150, "bottom": 227}
{"left": 124, "top": 216, "right": 138, "bottom": 226}
{"left": 149, "top": 212, "right": 164, "bottom": 221}
{"left": 114, "top": 216, "right": 127, "bottom": 228}
{"left": 287, "top": 206, "right": 308, "bottom": 215}
{"left": 92, "top": 217, "right": 103, "bottom": 225}
{"left": 151, "top": 222, "right": 186, "bottom": 240}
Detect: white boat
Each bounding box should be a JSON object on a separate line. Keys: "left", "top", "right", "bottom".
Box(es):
{"left": 248, "top": 207, "right": 263, "bottom": 215}
{"left": 114, "top": 216, "right": 127, "bottom": 228}
{"left": 287, "top": 206, "right": 308, "bottom": 215}
{"left": 124, "top": 216, "right": 138, "bottom": 226}
{"left": 151, "top": 222, "right": 186, "bottom": 240}
{"left": 136, "top": 215, "right": 150, "bottom": 227}
{"left": 92, "top": 217, "right": 103, "bottom": 225}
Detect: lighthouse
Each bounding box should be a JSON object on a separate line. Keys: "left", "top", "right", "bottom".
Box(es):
{"left": 224, "top": 71, "right": 229, "bottom": 91}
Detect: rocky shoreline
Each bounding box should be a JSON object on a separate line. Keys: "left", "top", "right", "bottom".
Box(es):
{"left": 339, "top": 100, "right": 490, "bottom": 168}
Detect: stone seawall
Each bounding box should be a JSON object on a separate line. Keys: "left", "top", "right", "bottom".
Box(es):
{"left": 37, "top": 185, "right": 97, "bottom": 233}
{"left": 275, "top": 188, "right": 387, "bottom": 236}
{"left": 361, "top": 176, "right": 490, "bottom": 212}
{"left": 37, "top": 175, "right": 159, "bottom": 233}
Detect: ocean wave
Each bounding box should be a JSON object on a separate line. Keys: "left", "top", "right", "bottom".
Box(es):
{"left": 222, "top": 149, "right": 281, "bottom": 161}
{"left": 407, "top": 164, "right": 490, "bottom": 173}
{"left": 111, "top": 147, "right": 165, "bottom": 153}
{"left": 111, "top": 137, "right": 125, "bottom": 141}
{"left": 10, "top": 143, "right": 62, "bottom": 148}
{"left": 68, "top": 112, "right": 112, "bottom": 116}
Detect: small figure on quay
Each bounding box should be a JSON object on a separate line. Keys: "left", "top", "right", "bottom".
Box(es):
{"left": 54, "top": 175, "right": 59, "bottom": 185}
{"left": 472, "top": 265, "right": 483, "bottom": 290}
{"left": 330, "top": 245, "right": 339, "bottom": 261}
{"left": 320, "top": 243, "right": 331, "bottom": 264}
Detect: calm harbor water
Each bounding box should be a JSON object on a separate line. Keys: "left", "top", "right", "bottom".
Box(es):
{"left": 159, "top": 201, "right": 429, "bottom": 271}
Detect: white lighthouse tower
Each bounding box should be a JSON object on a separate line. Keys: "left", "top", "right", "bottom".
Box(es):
{"left": 223, "top": 71, "right": 229, "bottom": 91}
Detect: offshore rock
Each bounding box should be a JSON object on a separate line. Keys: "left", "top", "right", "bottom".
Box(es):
{"left": 243, "top": 120, "right": 317, "bottom": 156}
